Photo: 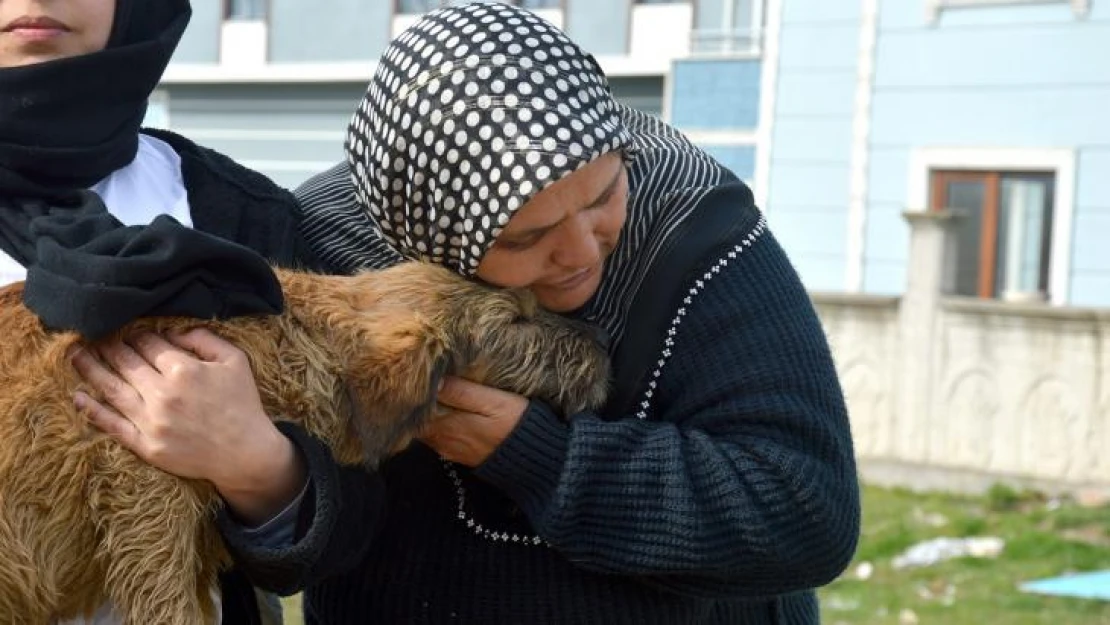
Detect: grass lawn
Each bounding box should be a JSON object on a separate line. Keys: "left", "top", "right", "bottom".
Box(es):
{"left": 279, "top": 485, "right": 1110, "bottom": 624}
{"left": 820, "top": 485, "right": 1110, "bottom": 624}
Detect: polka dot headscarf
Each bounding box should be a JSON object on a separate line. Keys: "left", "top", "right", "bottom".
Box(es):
{"left": 345, "top": 1, "right": 634, "bottom": 275}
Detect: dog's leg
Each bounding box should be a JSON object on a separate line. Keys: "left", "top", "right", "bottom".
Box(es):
{"left": 90, "top": 453, "right": 223, "bottom": 625}
{"left": 0, "top": 521, "right": 52, "bottom": 625}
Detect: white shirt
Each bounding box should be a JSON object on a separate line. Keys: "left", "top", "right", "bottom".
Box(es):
{"left": 0, "top": 134, "right": 193, "bottom": 287}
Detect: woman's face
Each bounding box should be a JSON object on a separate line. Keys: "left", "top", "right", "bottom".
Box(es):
{"left": 477, "top": 152, "right": 629, "bottom": 313}
{"left": 0, "top": 0, "right": 115, "bottom": 68}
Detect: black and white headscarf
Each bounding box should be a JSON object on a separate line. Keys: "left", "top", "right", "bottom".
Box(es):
{"left": 300, "top": 1, "right": 736, "bottom": 344}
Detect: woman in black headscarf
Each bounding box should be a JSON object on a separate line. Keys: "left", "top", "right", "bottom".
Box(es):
{"left": 290, "top": 3, "right": 861, "bottom": 623}
{"left": 0, "top": 1, "right": 383, "bottom": 622}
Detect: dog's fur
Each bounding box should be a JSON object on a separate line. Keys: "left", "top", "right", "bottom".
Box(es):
{"left": 0, "top": 261, "right": 609, "bottom": 625}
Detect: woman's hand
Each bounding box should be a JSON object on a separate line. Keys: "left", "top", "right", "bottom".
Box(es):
{"left": 420, "top": 376, "right": 529, "bottom": 467}
{"left": 70, "top": 328, "right": 306, "bottom": 526}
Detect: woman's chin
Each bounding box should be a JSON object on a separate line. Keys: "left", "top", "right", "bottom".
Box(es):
{"left": 535, "top": 270, "right": 602, "bottom": 312}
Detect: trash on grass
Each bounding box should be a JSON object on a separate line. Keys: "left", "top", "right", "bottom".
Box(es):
{"left": 891, "top": 536, "right": 1004, "bottom": 569}
{"left": 854, "top": 561, "right": 873, "bottom": 581}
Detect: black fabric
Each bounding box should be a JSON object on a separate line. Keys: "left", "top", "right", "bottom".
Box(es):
{"left": 0, "top": 0, "right": 286, "bottom": 341}
{"left": 0, "top": 0, "right": 189, "bottom": 189}
{"left": 604, "top": 182, "right": 754, "bottom": 416}
{"left": 22, "top": 195, "right": 283, "bottom": 341}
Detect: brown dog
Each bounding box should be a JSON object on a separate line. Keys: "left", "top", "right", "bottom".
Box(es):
{"left": 0, "top": 261, "right": 609, "bottom": 625}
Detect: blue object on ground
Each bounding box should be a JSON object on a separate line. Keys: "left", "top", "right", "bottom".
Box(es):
{"left": 1020, "top": 570, "right": 1110, "bottom": 601}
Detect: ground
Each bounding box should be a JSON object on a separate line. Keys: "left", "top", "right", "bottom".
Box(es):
{"left": 278, "top": 484, "right": 1110, "bottom": 624}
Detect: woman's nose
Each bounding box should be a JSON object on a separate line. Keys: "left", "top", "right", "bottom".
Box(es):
{"left": 552, "top": 215, "right": 601, "bottom": 268}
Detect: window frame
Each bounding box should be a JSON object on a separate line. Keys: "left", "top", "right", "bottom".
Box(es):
{"left": 908, "top": 147, "right": 1076, "bottom": 305}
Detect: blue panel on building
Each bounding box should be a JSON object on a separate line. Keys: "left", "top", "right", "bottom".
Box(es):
{"left": 862, "top": 259, "right": 906, "bottom": 295}
{"left": 700, "top": 144, "right": 756, "bottom": 181}
{"left": 787, "top": 254, "right": 848, "bottom": 292}
{"left": 782, "top": 0, "right": 860, "bottom": 25}
{"left": 670, "top": 59, "right": 761, "bottom": 130}
{"left": 768, "top": 208, "right": 849, "bottom": 258}
{"left": 768, "top": 163, "right": 851, "bottom": 210}
{"left": 866, "top": 147, "right": 911, "bottom": 206}
{"left": 871, "top": 88, "right": 1110, "bottom": 147}
{"left": 778, "top": 22, "right": 859, "bottom": 71}
{"left": 1078, "top": 150, "right": 1110, "bottom": 206}
{"left": 775, "top": 72, "right": 857, "bottom": 117}
{"left": 1069, "top": 275, "right": 1110, "bottom": 308}
{"left": 771, "top": 118, "right": 854, "bottom": 162}
{"left": 875, "top": 25, "right": 1110, "bottom": 89}
{"left": 863, "top": 205, "right": 909, "bottom": 263}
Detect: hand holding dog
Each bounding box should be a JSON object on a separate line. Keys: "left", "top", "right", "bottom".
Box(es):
{"left": 70, "top": 328, "right": 307, "bottom": 526}
{"left": 421, "top": 376, "right": 529, "bottom": 467}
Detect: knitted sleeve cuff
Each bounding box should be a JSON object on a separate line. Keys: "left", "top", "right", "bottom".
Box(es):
{"left": 215, "top": 420, "right": 340, "bottom": 594}
{"left": 474, "top": 400, "right": 569, "bottom": 523}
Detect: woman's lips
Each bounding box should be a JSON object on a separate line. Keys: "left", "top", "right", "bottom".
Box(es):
{"left": 2, "top": 16, "right": 70, "bottom": 41}
{"left": 548, "top": 266, "right": 593, "bottom": 290}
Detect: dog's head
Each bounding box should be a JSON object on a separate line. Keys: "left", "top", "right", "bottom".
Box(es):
{"left": 311, "top": 262, "right": 609, "bottom": 466}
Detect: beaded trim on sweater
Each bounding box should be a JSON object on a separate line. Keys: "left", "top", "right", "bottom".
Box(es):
{"left": 443, "top": 215, "right": 769, "bottom": 544}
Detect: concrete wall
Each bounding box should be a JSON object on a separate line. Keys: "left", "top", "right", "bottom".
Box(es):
{"left": 814, "top": 211, "right": 1110, "bottom": 493}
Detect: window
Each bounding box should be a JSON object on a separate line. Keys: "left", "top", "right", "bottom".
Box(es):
{"left": 931, "top": 170, "right": 1055, "bottom": 301}
{"left": 225, "top": 0, "right": 266, "bottom": 20}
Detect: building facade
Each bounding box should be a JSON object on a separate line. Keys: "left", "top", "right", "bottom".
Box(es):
{"left": 156, "top": 0, "right": 762, "bottom": 190}
{"left": 764, "top": 0, "right": 1108, "bottom": 308}
{"left": 157, "top": 0, "right": 1109, "bottom": 308}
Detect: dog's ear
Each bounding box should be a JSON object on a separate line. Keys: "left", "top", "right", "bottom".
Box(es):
{"left": 342, "top": 314, "right": 450, "bottom": 466}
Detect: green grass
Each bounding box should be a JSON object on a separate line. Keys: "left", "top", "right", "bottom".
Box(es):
{"left": 278, "top": 485, "right": 1110, "bottom": 624}
{"left": 820, "top": 485, "right": 1110, "bottom": 625}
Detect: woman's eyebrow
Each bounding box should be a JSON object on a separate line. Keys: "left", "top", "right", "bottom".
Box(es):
{"left": 585, "top": 165, "right": 624, "bottom": 209}
{"left": 502, "top": 163, "right": 624, "bottom": 241}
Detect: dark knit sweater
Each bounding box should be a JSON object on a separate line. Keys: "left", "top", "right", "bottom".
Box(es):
{"left": 270, "top": 181, "right": 861, "bottom": 624}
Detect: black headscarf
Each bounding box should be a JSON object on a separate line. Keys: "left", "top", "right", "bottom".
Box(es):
{"left": 0, "top": 0, "right": 282, "bottom": 340}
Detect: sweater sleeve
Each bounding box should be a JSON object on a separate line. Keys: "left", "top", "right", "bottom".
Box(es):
{"left": 474, "top": 226, "right": 861, "bottom": 598}
{"left": 216, "top": 422, "right": 386, "bottom": 595}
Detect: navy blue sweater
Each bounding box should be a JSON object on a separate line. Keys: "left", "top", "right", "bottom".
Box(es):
{"left": 235, "top": 181, "right": 860, "bottom": 624}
